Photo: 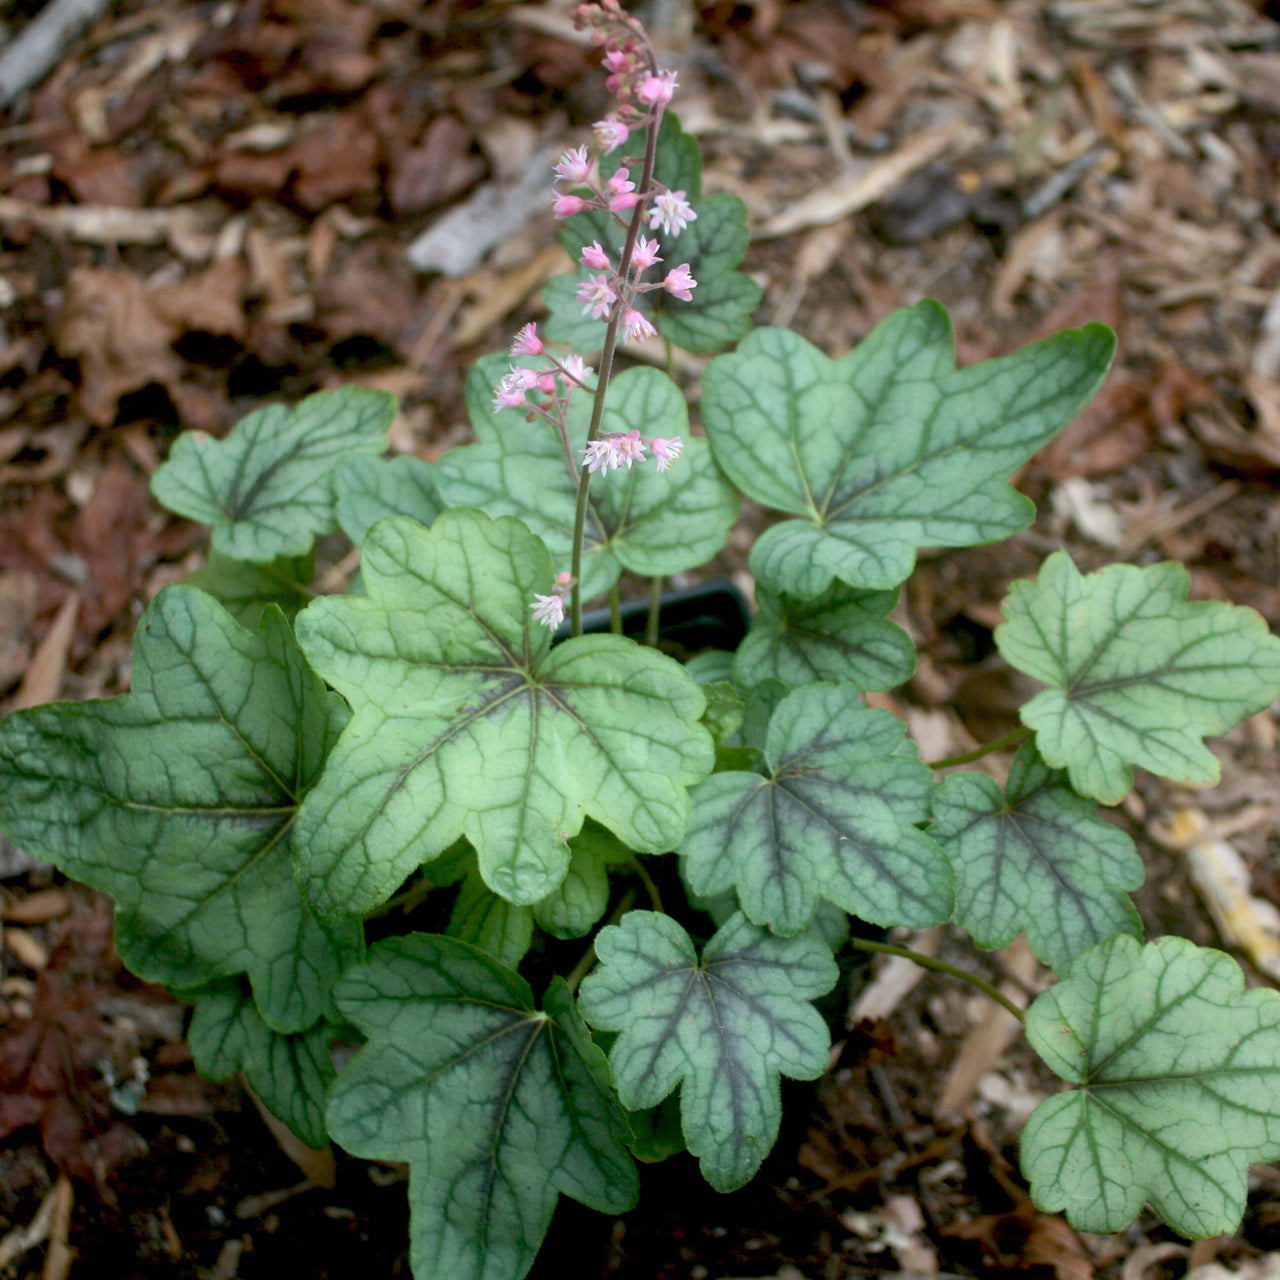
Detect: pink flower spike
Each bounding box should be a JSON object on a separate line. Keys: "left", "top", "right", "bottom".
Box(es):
{"left": 613, "top": 430, "right": 647, "bottom": 468}
{"left": 631, "top": 236, "right": 663, "bottom": 271}
{"left": 637, "top": 70, "right": 678, "bottom": 108}
{"left": 623, "top": 308, "right": 657, "bottom": 341}
{"left": 553, "top": 145, "right": 592, "bottom": 186}
{"left": 648, "top": 190, "right": 697, "bottom": 237}
{"left": 662, "top": 263, "right": 697, "bottom": 300}
{"left": 594, "top": 114, "right": 630, "bottom": 153}
{"left": 580, "top": 240, "right": 611, "bottom": 270}
{"left": 576, "top": 272, "right": 616, "bottom": 320}
{"left": 649, "top": 436, "right": 684, "bottom": 472}
{"left": 553, "top": 193, "right": 587, "bottom": 219}
{"left": 511, "top": 323, "right": 543, "bottom": 356}
{"left": 531, "top": 592, "right": 566, "bottom": 629}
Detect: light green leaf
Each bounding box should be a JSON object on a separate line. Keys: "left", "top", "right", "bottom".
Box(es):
{"left": 436, "top": 364, "right": 738, "bottom": 597}
{"left": 997, "top": 551, "right": 1280, "bottom": 803}
{"left": 294, "top": 509, "right": 713, "bottom": 916}
{"left": 334, "top": 453, "right": 441, "bottom": 547}
{"left": 327, "top": 936, "right": 637, "bottom": 1280}
{"left": 0, "top": 588, "right": 360, "bottom": 1032}
{"left": 701, "top": 308, "right": 1116, "bottom": 596}
{"left": 680, "top": 684, "right": 952, "bottom": 935}
{"left": 182, "top": 550, "right": 314, "bottom": 629}
{"left": 188, "top": 981, "right": 335, "bottom": 1149}
{"left": 1021, "top": 935, "right": 1280, "bottom": 1238}
{"left": 733, "top": 582, "right": 914, "bottom": 691}
{"left": 931, "top": 743, "right": 1143, "bottom": 974}
{"left": 577, "top": 911, "right": 837, "bottom": 1192}
{"left": 151, "top": 387, "right": 395, "bottom": 561}
{"left": 545, "top": 112, "right": 760, "bottom": 353}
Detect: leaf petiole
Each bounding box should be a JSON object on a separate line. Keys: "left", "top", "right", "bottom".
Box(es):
{"left": 849, "top": 937, "right": 1025, "bottom": 1023}
{"left": 927, "top": 726, "right": 1029, "bottom": 770}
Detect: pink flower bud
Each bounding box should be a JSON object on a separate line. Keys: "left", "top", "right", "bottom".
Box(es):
{"left": 552, "top": 193, "right": 587, "bottom": 219}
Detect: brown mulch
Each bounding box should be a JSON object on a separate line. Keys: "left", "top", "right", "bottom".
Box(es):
{"left": 3, "top": 0, "right": 1280, "bottom": 1276}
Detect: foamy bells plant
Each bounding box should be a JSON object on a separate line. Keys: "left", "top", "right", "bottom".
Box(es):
{"left": 3, "top": 4, "right": 1280, "bottom": 1278}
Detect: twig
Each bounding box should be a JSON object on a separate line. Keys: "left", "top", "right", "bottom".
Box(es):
{"left": 0, "top": 0, "right": 112, "bottom": 107}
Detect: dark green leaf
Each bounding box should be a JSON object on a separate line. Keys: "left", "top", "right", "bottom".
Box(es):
{"left": 578, "top": 910, "right": 837, "bottom": 1191}
{"left": 327, "top": 936, "right": 638, "bottom": 1280}
{"left": 680, "top": 684, "right": 952, "bottom": 934}
{"left": 931, "top": 743, "right": 1143, "bottom": 974}
{"left": 0, "top": 587, "right": 360, "bottom": 1032}
{"left": 188, "top": 981, "right": 335, "bottom": 1149}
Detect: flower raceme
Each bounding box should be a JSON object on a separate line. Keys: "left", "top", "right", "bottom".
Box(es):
{"left": 582, "top": 430, "right": 683, "bottom": 475}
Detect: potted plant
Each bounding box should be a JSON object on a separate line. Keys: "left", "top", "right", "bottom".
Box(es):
{"left": 3, "top": 5, "right": 1279, "bottom": 1279}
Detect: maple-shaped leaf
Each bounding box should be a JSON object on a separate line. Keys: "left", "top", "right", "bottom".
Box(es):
{"left": 700, "top": 307, "right": 1115, "bottom": 597}
{"left": 543, "top": 112, "right": 760, "bottom": 353}
{"left": 293, "top": 508, "right": 714, "bottom": 917}
{"left": 436, "top": 360, "right": 738, "bottom": 599}
{"left": 997, "top": 552, "right": 1280, "bottom": 803}
{"left": 0, "top": 586, "right": 361, "bottom": 1033}
{"left": 577, "top": 911, "right": 838, "bottom": 1191}
{"left": 931, "top": 743, "right": 1143, "bottom": 974}
{"left": 151, "top": 387, "right": 394, "bottom": 562}
{"left": 334, "top": 453, "right": 441, "bottom": 547}
{"left": 326, "top": 935, "right": 638, "bottom": 1280}
{"left": 1022, "top": 935, "right": 1280, "bottom": 1238}
{"left": 732, "top": 582, "right": 915, "bottom": 690}
{"left": 680, "top": 684, "right": 952, "bottom": 935}
{"left": 188, "top": 980, "right": 335, "bottom": 1149}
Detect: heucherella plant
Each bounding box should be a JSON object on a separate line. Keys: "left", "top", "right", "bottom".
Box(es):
{"left": 3, "top": 4, "right": 1280, "bottom": 1277}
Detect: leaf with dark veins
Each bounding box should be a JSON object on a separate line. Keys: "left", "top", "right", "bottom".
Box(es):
{"left": 326, "top": 935, "right": 637, "bottom": 1280}
{"left": 0, "top": 586, "right": 359, "bottom": 1033}
{"left": 293, "top": 508, "right": 714, "bottom": 916}
{"left": 577, "top": 910, "right": 838, "bottom": 1191}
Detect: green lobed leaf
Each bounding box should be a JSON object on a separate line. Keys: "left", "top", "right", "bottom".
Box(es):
{"left": 544, "top": 112, "right": 760, "bottom": 353}
{"left": 1021, "top": 935, "right": 1280, "bottom": 1238}
{"left": 931, "top": 743, "right": 1143, "bottom": 974}
{"left": 436, "top": 362, "right": 738, "bottom": 597}
{"left": 732, "top": 582, "right": 915, "bottom": 691}
{"left": 334, "top": 453, "right": 441, "bottom": 547}
{"left": 327, "top": 935, "right": 638, "bottom": 1280}
{"left": 700, "top": 307, "right": 1116, "bottom": 597}
{"left": 679, "top": 684, "right": 953, "bottom": 935}
{"left": 151, "top": 387, "right": 395, "bottom": 562}
{"left": 182, "top": 550, "right": 314, "bottom": 629}
{"left": 293, "top": 509, "right": 714, "bottom": 916}
{"left": 997, "top": 551, "right": 1280, "bottom": 803}
{"left": 577, "top": 910, "right": 838, "bottom": 1192}
{"left": 188, "top": 981, "right": 335, "bottom": 1149}
{"left": 0, "top": 587, "right": 361, "bottom": 1033}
